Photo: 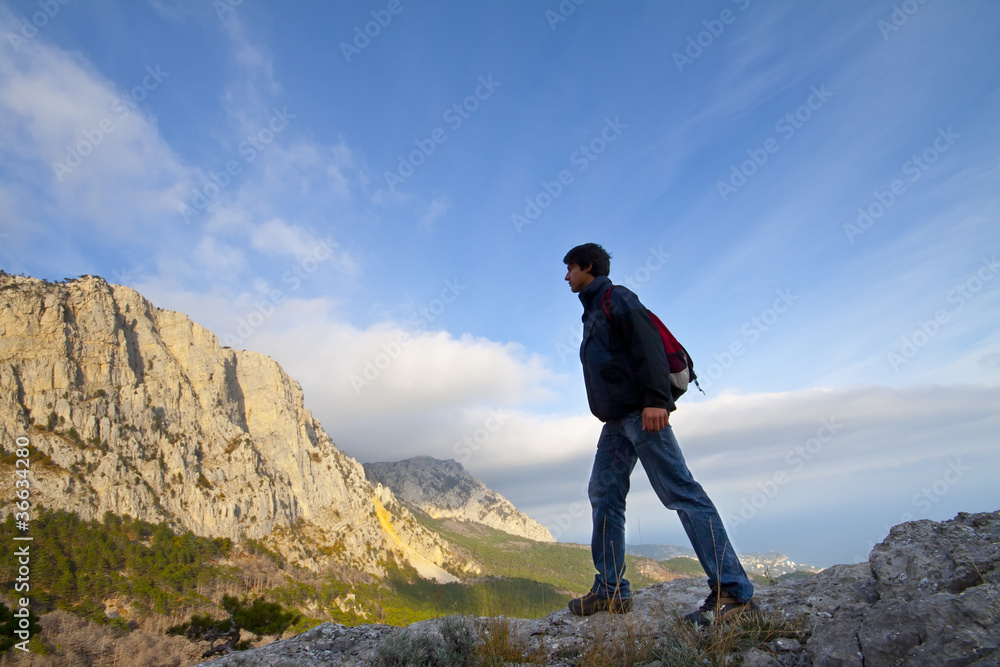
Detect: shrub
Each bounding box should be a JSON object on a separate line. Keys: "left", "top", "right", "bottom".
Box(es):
{"left": 372, "top": 615, "right": 478, "bottom": 667}
{"left": 0, "top": 602, "right": 41, "bottom": 651}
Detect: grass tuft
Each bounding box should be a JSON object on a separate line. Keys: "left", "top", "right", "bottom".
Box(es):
{"left": 476, "top": 615, "right": 540, "bottom": 666}
{"left": 577, "top": 614, "right": 657, "bottom": 667}
{"left": 656, "top": 607, "right": 807, "bottom": 666}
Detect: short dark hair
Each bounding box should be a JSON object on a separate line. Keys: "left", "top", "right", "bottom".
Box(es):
{"left": 563, "top": 243, "right": 611, "bottom": 276}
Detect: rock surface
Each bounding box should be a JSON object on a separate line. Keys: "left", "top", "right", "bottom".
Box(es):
{"left": 363, "top": 456, "right": 555, "bottom": 543}
{"left": 198, "top": 511, "right": 1000, "bottom": 666}
{"left": 0, "top": 274, "right": 475, "bottom": 577}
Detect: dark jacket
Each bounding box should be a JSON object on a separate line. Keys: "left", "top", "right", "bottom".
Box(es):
{"left": 578, "top": 275, "right": 675, "bottom": 422}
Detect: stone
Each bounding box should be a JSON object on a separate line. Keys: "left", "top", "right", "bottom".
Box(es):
{"left": 743, "top": 647, "right": 782, "bottom": 666}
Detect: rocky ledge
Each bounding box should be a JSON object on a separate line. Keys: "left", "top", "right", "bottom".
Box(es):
{"left": 199, "top": 510, "right": 999, "bottom": 666}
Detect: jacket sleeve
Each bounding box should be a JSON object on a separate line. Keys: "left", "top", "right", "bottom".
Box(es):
{"left": 616, "top": 292, "right": 676, "bottom": 413}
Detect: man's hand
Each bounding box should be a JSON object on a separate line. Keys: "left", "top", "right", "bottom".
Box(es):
{"left": 642, "top": 407, "right": 670, "bottom": 432}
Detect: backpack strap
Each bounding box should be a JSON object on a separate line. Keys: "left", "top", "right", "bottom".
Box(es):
{"left": 601, "top": 286, "right": 615, "bottom": 321}
{"left": 603, "top": 285, "right": 705, "bottom": 396}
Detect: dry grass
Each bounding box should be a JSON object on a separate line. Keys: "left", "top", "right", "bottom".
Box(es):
{"left": 471, "top": 584, "right": 546, "bottom": 665}
{"left": 575, "top": 613, "right": 657, "bottom": 667}
{"left": 655, "top": 607, "right": 807, "bottom": 666}
{"left": 474, "top": 615, "right": 546, "bottom": 666}
{"left": 1, "top": 610, "right": 204, "bottom": 667}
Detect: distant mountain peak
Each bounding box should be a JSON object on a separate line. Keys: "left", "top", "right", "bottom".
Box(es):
{"left": 364, "top": 456, "right": 554, "bottom": 542}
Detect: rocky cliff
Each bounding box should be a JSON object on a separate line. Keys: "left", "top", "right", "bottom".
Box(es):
{"left": 363, "top": 456, "right": 555, "bottom": 543}
{"left": 0, "top": 273, "right": 477, "bottom": 578}
{"left": 196, "top": 510, "right": 1000, "bottom": 666}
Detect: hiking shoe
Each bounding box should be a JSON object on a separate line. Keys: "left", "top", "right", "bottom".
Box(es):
{"left": 568, "top": 591, "right": 633, "bottom": 616}
{"left": 684, "top": 590, "right": 760, "bottom": 626}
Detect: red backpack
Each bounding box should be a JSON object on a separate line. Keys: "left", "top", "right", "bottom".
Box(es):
{"left": 602, "top": 287, "right": 703, "bottom": 399}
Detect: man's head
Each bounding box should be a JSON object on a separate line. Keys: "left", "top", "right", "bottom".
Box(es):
{"left": 564, "top": 243, "right": 611, "bottom": 293}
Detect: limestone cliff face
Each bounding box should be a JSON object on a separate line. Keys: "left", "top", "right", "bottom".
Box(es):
{"left": 0, "top": 273, "right": 475, "bottom": 578}
{"left": 363, "top": 456, "right": 555, "bottom": 543}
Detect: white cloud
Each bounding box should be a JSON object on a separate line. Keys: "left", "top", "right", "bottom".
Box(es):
{"left": 0, "top": 14, "right": 364, "bottom": 292}
{"left": 250, "top": 219, "right": 322, "bottom": 258}
{"left": 418, "top": 196, "right": 450, "bottom": 232}
{"left": 193, "top": 236, "right": 246, "bottom": 275}
{"left": 219, "top": 12, "right": 283, "bottom": 135}
{"left": 124, "top": 281, "right": 565, "bottom": 462}
{"left": 0, "top": 25, "right": 190, "bottom": 231}
{"left": 267, "top": 323, "right": 556, "bottom": 420}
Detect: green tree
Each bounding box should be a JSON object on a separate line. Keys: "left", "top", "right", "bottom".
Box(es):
{"left": 168, "top": 595, "right": 299, "bottom": 658}
{"left": 0, "top": 602, "right": 41, "bottom": 652}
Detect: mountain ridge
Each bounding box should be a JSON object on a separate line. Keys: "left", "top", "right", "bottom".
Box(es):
{"left": 363, "top": 455, "right": 555, "bottom": 543}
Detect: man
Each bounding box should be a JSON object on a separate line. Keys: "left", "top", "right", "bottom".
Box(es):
{"left": 563, "top": 242, "right": 757, "bottom": 625}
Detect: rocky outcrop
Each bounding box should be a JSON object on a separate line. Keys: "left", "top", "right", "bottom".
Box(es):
{"left": 364, "top": 456, "right": 555, "bottom": 542}
{"left": 197, "top": 510, "right": 1000, "bottom": 666}
{"left": 0, "top": 274, "right": 474, "bottom": 578}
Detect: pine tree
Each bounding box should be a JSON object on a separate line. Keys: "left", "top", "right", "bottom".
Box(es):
{"left": 168, "top": 594, "right": 299, "bottom": 658}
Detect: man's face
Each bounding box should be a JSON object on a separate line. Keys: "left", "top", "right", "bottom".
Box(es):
{"left": 565, "top": 262, "right": 595, "bottom": 293}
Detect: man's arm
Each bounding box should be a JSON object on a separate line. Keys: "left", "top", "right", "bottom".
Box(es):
{"left": 614, "top": 290, "right": 675, "bottom": 428}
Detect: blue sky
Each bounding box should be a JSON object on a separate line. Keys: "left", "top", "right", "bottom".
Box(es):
{"left": 1, "top": 0, "right": 998, "bottom": 568}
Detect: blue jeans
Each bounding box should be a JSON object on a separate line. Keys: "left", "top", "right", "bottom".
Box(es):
{"left": 588, "top": 411, "right": 754, "bottom": 602}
